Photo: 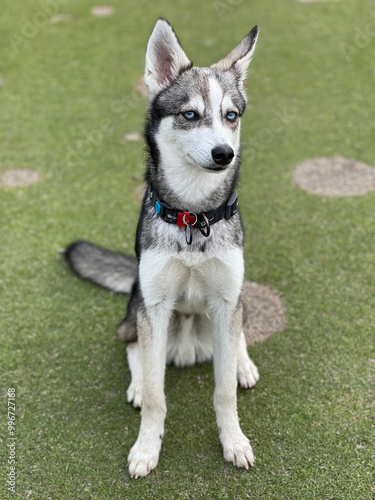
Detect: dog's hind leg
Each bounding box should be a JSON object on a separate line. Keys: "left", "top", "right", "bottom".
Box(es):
{"left": 126, "top": 342, "right": 143, "bottom": 408}
{"left": 237, "top": 331, "right": 259, "bottom": 389}
{"left": 167, "top": 313, "right": 196, "bottom": 367}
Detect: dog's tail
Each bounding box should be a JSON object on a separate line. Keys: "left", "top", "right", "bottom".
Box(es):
{"left": 64, "top": 240, "right": 138, "bottom": 294}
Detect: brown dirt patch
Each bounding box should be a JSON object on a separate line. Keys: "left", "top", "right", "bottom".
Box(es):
{"left": 48, "top": 14, "right": 74, "bottom": 24}
{"left": 90, "top": 6, "right": 114, "bottom": 17}
{"left": 293, "top": 156, "right": 375, "bottom": 196}
{"left": 0, "top": 168, "right": 42, "bottom": 187}
{"left": 124, "top": 132, "right": 142, "bottom": 142}
{"left": 133, "top": 183, "right": 146, "bottom": 204}
{"left": 242, "top": 281, "right": 286, "bottom": 345}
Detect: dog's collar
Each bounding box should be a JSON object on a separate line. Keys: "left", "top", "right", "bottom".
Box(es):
{"left": 149, "top": 188, "right": 238, "bottom": 245}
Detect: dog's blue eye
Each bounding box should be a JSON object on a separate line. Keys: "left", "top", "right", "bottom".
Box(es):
{"left": 227, "top": 111, "right": 238, "bottom": 122}
{"left": 182, "top": 110, "right": 198, "bottom": 121}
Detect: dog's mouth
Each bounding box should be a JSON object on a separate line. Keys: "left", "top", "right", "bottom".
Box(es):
{"left": 187, "top": 154, "right": 232, "bottom": 173}
{"left": 201, "top": 164, "right": 229, "bottom": 172}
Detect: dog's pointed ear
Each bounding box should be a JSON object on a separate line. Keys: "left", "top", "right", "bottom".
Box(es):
{"left": 211, "top": 26, "right": 259, "bottom": 93}
{"left": 145, "top": 18, "right": 193, "bottom": 100}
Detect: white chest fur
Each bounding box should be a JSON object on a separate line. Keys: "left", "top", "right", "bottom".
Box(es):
{"left": 139, "top": 247, "right": 245, "bottom": 314}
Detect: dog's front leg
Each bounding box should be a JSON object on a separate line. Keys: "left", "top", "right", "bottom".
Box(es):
{"left": 212, "top": 301, "right": 255, "bottom": 469}
{"left": 127, "top": 305, "right": 169, "bottom": 478}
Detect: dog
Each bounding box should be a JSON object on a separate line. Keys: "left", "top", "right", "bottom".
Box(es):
{"left": 65, "top": 18, "right": 260, "bottom": 478}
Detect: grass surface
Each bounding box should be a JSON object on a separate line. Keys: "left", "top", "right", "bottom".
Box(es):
{"left": 1, "top": 0, "right": 374, "bottom": 498}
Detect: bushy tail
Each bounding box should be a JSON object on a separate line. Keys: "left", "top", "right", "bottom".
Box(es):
{"left": 64, "top": 241, "right": 138, "bottom": 294}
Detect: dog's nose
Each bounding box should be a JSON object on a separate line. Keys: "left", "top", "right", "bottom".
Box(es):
{"left": 211, "top": 145, "right": 234, "bottom": 166}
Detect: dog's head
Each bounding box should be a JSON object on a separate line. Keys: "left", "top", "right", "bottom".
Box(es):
{"left": 144, "top": 18, "right": 259, "bottom": 173}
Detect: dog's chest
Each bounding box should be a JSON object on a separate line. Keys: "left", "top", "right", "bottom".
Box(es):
{"left": 139, "top": 247, "right": 244, "bottom": 312}
{"left": 175, "top": 257, "right": 210, "bottom": 314}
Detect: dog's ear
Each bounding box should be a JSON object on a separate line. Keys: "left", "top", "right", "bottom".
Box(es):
{"left": 145, "top": 18, "right": 192, "bottom": 100}
{"left": 211, "top": 26, "right": 259, "bottom": 94}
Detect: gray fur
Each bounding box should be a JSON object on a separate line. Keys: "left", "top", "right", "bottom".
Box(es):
{"left": 65, "top": 241, "right": 137, "bottom": 294}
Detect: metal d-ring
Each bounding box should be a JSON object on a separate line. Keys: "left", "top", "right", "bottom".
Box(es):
{"left": 199, "top": 213, "right": 211, "bottom": 238}
{"left": 182, "top": 212, "right": 197, "bottom": 227}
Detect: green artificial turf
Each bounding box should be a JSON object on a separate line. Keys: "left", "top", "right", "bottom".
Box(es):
{"left": 1, "top": 0, "right": 374, "bottom": 498}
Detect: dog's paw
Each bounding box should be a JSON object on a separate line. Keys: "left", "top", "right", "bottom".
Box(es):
{"left": 127, "top": 380, "right": 143, "bottom": 408}
{"left": 222, "top": 431, "right": 255, "bottom": 469}
{"left": 128, "top": 438, "right": 161, "bottom": 478}
{"left": 237, "top": 357, "right": 259, "bottom": 389}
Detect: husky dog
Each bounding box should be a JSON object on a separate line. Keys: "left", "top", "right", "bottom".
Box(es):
{"left": 65, "top": 18, "right": 260, "bottom": 478}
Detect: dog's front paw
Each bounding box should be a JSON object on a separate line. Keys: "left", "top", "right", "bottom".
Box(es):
{"left": 222, "top": 431, "right": 255, "bottom": 469}
{"left": 128, "top": 438, "right": 161, "bottom": 478}
{"left": 237, "top": 357, "right": 259, "bottom": 389}
{"left": 127, "top": 380, "right": 143, "bottom": 408}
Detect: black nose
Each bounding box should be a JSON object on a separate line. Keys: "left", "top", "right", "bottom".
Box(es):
{"left": 211, "top": 145, "right": 234, "bottom": 166}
